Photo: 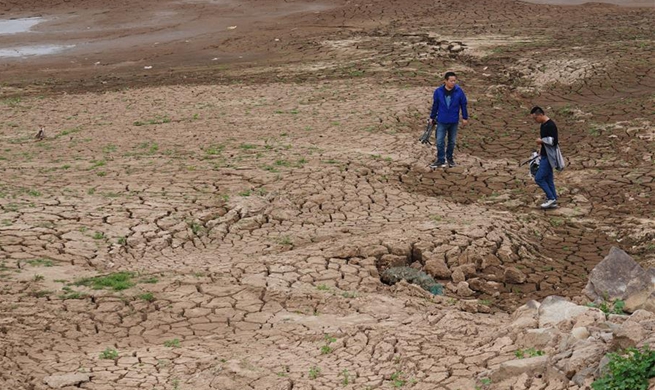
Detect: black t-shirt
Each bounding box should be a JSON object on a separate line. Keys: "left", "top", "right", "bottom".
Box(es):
{"left": 540, "top": 119, "right": 558, "bottom": 156}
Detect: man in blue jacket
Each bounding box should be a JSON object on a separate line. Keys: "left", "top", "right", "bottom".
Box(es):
{"left": 428, "top": 72, "right": 469, "bottom": 168}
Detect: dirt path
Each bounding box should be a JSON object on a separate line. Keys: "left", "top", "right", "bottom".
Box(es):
{"left": 0, "top": 0, "right": 653, "bottom": 389}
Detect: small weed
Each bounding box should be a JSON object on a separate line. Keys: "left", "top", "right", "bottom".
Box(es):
{"left": 140, "top": 277, "right": 158, "bottom": 284}
{"left": 341, "top": 369, "right": 351, "bottom": 386}
{"left": 321, "top": 334, "right": 337, "bottom": 354}
{"left": 133, "top": 116, "right": 171, "bottom": 126}
{"left": 238, "top": 189, "right": 251, "bottom": 197}
{"left": 316, "top": 284, "right": 329, "bottom": 291}
{"left": 277, "top": 236, "right": 292, "bottom": 246}
{"left": 164, "top": 339, "right": 181, "bottom": 348}
{"left": 549, "top": 218, "right": 564, "bottom": 227}
{"left": 139, "top": 292, "right": 155, "bottom": 302}
{"left": 239, "top": 143, "right": 256, "bottom": 150}
{"left": 205, "top": 144, "right": 225, "bottom": 155}
{"left": 59, "top": 290, "right": 87, "bottom": 300}
{"left": 102, "top": 144, "right": 117, "bottom": 153}
{"left": 587, "top": 299, "right": 626, "bottom": 315}
{"left": 33, "top": 274, "right": 45, "bottom": 282}
{"left": 391, "top": 371, "right": 406, "bottom": 387}
{"left": 27, "top": 258, "right": 54, "bottom": 267}
{"left": 117, "top": 236, "right": 127, "bottom": 245}
{"left": 515, "top": 347, "right": 545, "bottom": 359}
{"left": 100, "top": 348, "right": 119, "bottom": 360}
{"left": 189, "top": 222, "right": 204, "bottom": 236}
{"left": 92, "top": 231, "right": 105, "bottom": 240}
{"left": 342, "top": 291, "right": 357, "bottom": 298}
{"left": 30, "top": 290, "right": 52, "bottom": 298}
{"left": 308, "top": 366, "right": 321, "bottom": 380}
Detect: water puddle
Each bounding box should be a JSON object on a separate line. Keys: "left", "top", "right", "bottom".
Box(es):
{"left": 0, "top": 17, "right": 44, "bottom": 35}
{"left": 0, "top": 45, "right": 74, "bottom": 58}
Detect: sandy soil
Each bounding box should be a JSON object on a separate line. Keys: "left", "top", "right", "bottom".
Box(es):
{"left": 0, "top": 0, "right": 654, "bottom": 389}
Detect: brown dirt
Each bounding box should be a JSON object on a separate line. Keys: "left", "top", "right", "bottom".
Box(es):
{"left": 0, "top": 0, "right": 654, "bottom": 389}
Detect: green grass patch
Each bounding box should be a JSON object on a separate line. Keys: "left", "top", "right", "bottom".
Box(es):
{"left": 74, "top": 272, "right": 135, "bottom": 291}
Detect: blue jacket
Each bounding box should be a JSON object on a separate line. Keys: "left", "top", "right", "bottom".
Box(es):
{"left": 429, "top": 85, "right": 468, "bottom": 124}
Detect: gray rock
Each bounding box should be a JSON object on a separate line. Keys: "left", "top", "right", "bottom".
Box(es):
{"left": 554, "top": 340, "right": 606, "bottom": 379}
{"left": 519, "top": 328, "right": 559, "bottom": 348}
{"left": 538, "top": 296, "right": 596, "bottom": 328}
{"left": 571, "top": 327, "right": 590, "bottom": 340}
{"left": 491, "top": 355, "right": 548, "bottom": 382}
{"left": 44, "top": 373, "right": 90, "bottom": 388}
{"left": 584, "top": 247, "right": 654, "bottom": 314}
{"left": 613, "top": 320, "right": 645, "bottom": 349}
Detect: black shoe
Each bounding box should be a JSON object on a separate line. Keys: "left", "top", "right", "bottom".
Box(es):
{"left": 430, "top": 161, "right": 447, "bottom": 169}
{"left": 448, "top": 160, "right": 457, "bottom": 167}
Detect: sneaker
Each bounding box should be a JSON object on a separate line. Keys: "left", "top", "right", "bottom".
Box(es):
{"left": 430, "top": 161, "right": 447, "bottom": 168}
{"left": 448, "top": 160, "right": 457, "bottom": 167}
{"left": 540, "top": 199, "right": 557, "bottom": 209}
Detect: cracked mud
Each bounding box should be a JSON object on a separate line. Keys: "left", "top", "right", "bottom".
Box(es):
{"left": 0, "top": 0, "right": 653, "bottom": 389}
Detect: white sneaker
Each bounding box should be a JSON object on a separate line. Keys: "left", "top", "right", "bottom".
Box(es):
{"left": 540, "top": 199, "right": 557, "bottom": 209}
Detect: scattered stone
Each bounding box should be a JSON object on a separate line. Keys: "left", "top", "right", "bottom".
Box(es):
{"left": 504, "top": 266, "right": 527, "bottom": 284}
{"left": 44, "top": 373, "right": 90, "bottom": 388}
{"left": 456, "top": 281, "right": 475, "bottom": 297}
{"left": 423, "top": 257, "right": 451, "bottom": 279}
{"left": 491, "top": 355, "right": 548, "bottom": 382}
{"left": 451, "top": 267, "right": 466, "bottom": 283}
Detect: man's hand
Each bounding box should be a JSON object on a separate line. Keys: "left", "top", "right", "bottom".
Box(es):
{"left": 462, "top": 119, "right": 469, "bottom": 126}
{"left": 535, "top": 137, "right": 543, "bottom": 145}
{"left": 429, "top": 118, "right": 436, "bottom": 125}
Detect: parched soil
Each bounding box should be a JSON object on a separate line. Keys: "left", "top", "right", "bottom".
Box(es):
{"left": 0, "top": 0, "right": 654, "bottom": 389}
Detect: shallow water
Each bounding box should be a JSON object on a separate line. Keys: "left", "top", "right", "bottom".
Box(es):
{"left": 0, "top": 45, "right": 74, "bottom": 58}
{"left": 0, "top": 17, "right": 43, "bottom": 35}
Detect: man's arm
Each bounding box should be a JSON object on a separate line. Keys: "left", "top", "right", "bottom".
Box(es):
{"left": 429, "top": 89, "right": 439, "bottom": 123}
{"left": 460, "top": 91, "right": 469, "bottom": 124}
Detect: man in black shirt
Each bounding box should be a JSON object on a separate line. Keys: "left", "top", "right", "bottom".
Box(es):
{"left": 531, "top": 106, "right": 558, "bottom": 209}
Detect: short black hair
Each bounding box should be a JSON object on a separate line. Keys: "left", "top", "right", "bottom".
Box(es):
{"left": 531, "top": 106, "right": 545, "bottom": 115}
{"left": 444, "top": 71, "right": 457, "bottom": 80}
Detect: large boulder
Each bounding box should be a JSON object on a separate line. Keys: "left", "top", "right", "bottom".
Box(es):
{"left": 538, "top": 296, "right": 600, "bottom": 328}
{"left": 583, "top": 247, "right": 654, "bottom": 313}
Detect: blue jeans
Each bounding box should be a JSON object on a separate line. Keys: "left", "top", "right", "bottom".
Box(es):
{"left": 535, "top": 157, "right": 557, "bottom": 200}
{"left": 436, "top": 122, "right": 459, "bottom": 164}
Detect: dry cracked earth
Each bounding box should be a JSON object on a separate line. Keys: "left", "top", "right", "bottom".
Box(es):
{"left": 0, "top": 0, "right": 654, "bottom": 389}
